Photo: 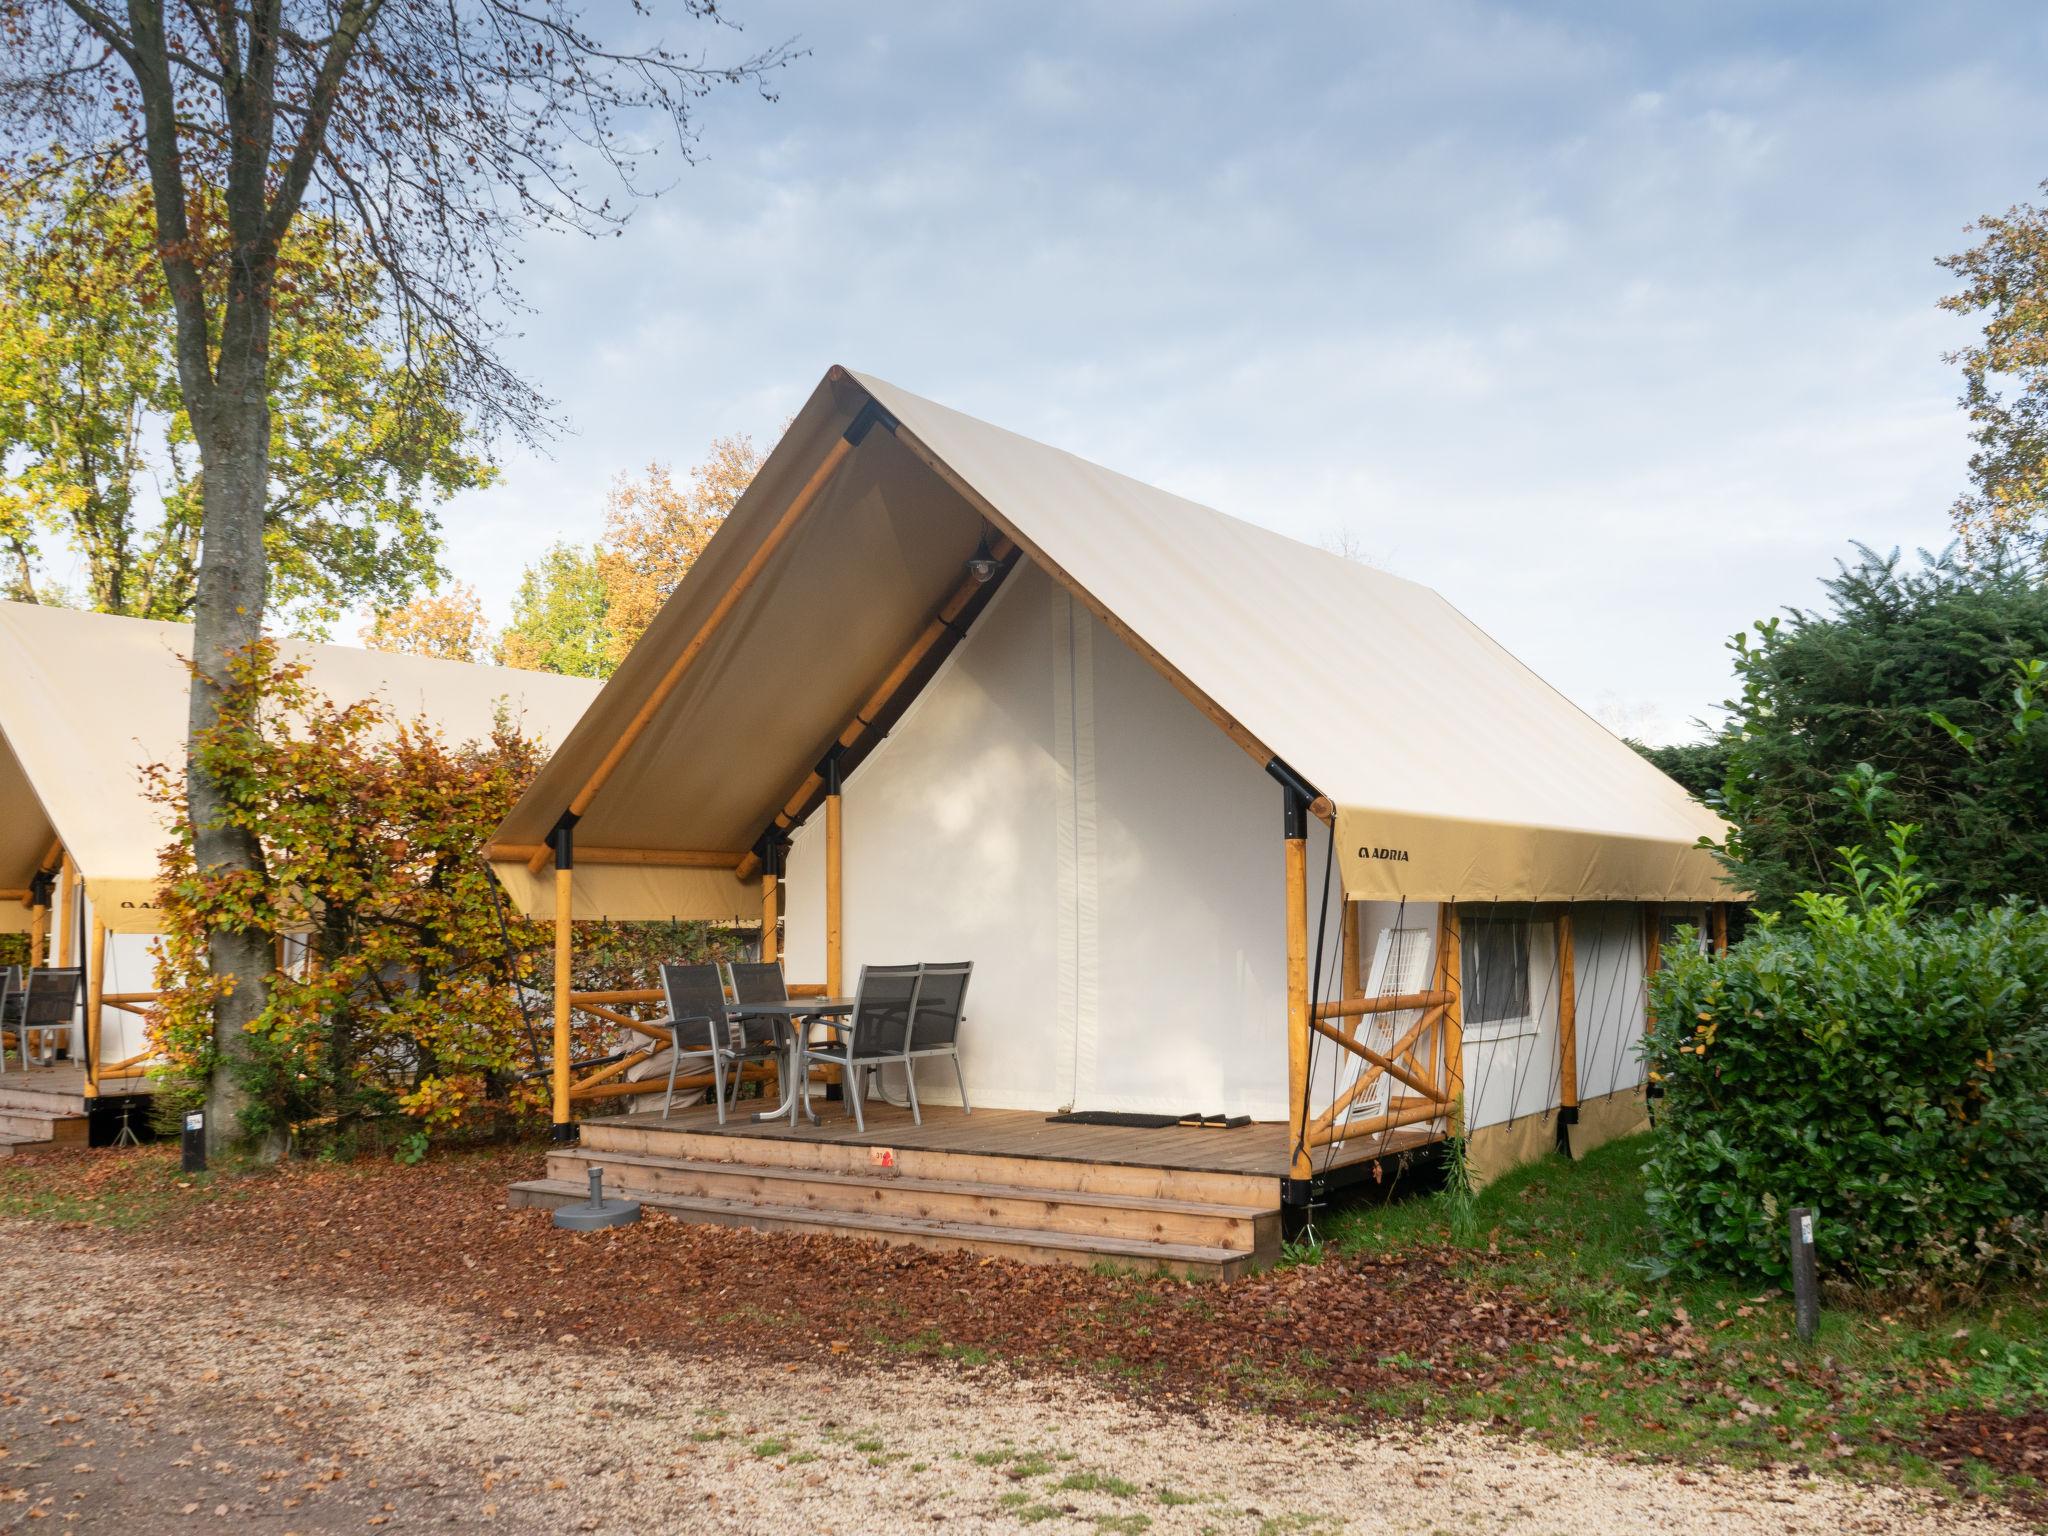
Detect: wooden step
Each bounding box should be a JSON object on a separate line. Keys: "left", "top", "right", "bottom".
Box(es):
{"left": 579, "top": 1119, "right": 1278, "bottom": 1210}
{"left": 0, "top": 1083, "right": 88, "bottom": 1116}
{"left": 0, "top": 1107, "right": 86, "bottom": 1144}
{"left": 507, "top": 1178, "right": 1255, "bottom": 1278}
{"left": 552, "top": 1147, "right": 1280, "bottom": 1255}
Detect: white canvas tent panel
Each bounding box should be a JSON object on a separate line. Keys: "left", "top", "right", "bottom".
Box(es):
{"left": 0, "top": 601, "right": 600, "bottom": 934}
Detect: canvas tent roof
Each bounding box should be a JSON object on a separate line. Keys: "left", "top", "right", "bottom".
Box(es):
{"left": 0, "top": 602, "right": 601, "bottom": 933}
{"left": 491, "top": 365, "right": 1733, "bottom": 918}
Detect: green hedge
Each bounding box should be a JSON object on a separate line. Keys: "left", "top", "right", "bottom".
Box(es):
{"left": 1642, "top": 895, "right": 2048, "bottom": 1291}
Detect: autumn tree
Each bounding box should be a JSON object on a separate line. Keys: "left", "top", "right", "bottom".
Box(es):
{"left": 597, "top": 434, "right": 761, "bottom": 666}
{"left": 0, "top": 153, "right": 487, "bottom": 626}
{"left": 499, "top": 437, "right": 761, "bottom": 678}
{"left": 1941, "top": 188, "right": 2048, "bottom": 557}
{"left": 498, "top": 542, "right": 612, "bottom": 678}
{"left": 362, "top": 582, "right": 492, "bottom": 663}
{"left": 2, "top": 0, "right": 792, "bottom": 1154}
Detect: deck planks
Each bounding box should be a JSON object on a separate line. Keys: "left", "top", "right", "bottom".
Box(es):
{"left": 584, "top": 1101, "right": 1438, "bottom": 1178}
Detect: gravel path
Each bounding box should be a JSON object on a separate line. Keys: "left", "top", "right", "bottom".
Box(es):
{"left": 0, "top": 1224, "right": 2024, "bottom": 1535}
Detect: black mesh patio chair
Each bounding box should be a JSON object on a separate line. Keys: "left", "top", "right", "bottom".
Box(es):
{"left": 0, "top": 966, "right": 17, "bottom": 1074}
{"left": 659, "top": 963, "right": 772, "bottom": 1124}
{"left": 902, "top": 961, "right": 972, "bottom": 1122}
{"left": 724, "top": 961, "right": 787, "bottom": 1009}
{"left": 799, "top": 962, "right": 971, "bottom": 1131}
{"left": 15, "top": 967, "right": 81, "bottom": 1070}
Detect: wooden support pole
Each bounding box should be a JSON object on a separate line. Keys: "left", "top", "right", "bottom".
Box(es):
{"left": 1711, "top": 901, "right": 1729, "bottom": 955}
{"left": 824, "top": 751, "right": 843, "bottom": 998}
{"left": 1282, "top": 788, "right": 1312, "bottom": 1184}
{"left": 84, "top": 915, "right": 105, "bottom": 1099}
{"left": 760, "top": 844, "right": 781, "bottom": 965}
{"left": 27, "top": 902, "right": 45, "bottom": 972}
{"left": 57, "top": 854, "right": 75, "bottom": 967}
{"left": 1341, "top": 901, "right": 1362, "bottom": 1002}
{"left": 551, "top": 829, "right": 574, "bottom": 1138}
{"left": 528, "top": 433, "right": 859, "bottom": 875}
{"left": 1440, "top": 904, "right": 1465, "bottom": 1122}
{"left": 1306, "top": 1096, "right": 1446, "bottom": 1149}
{"left": 1643, "top": 903, "right": 1663, "bottom": 1035}
{"left": 1557, "top": 909, "right": 1579, "bottom": 1112}
{"left": 1308, "top": 1012, "right": 1445, "bottom": 1105}
{"left": 1311, "top": 989, "right": 1454, "bottom": 1020}
{"left": 493, "top": 845, "right": 743, "bottom": 869}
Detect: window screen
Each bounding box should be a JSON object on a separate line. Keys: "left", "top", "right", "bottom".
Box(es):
{"left": 1462, "top": 917, "right": 1530, "bottom": 1025}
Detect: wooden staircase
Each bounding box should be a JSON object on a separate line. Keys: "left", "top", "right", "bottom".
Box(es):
{"left": 509, "top": 1115, "right": 1282, "bottom": 1278}
{"left": 0, "top": 1075, "right": 91, "bottom": 1157}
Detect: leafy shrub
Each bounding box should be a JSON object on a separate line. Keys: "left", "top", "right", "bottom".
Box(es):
{"left": 1643, "top": 830, "right": 2048, "bottom": 1292}
{"left": 147, "top": 643, "right": 746, "bottom": 1154}
{"left": 1700, "top": 544, "right": 2048, "bottom": 911}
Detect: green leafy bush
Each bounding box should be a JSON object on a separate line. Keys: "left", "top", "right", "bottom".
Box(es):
{"left": 1643, "top": 831, "right": 2048, "bottom": 1292}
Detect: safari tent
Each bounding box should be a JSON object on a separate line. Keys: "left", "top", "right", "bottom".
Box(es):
{"left": 0, "top": 601, "right": 599, "bottom": 1136}
{"left": 488, "top": 366, "right": 1735, "bottom": 1270}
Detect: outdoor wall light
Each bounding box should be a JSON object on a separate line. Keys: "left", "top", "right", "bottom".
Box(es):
{"left": 966, "top": 531, "right": 999, "bottom": 584}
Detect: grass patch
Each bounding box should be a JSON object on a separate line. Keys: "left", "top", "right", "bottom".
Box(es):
{"left": 1055, "top": 1469, "right": 1140, "bottom": 1497}
{"left": 749, "top": 1438, "right": 789, "bottom": 1458}
{"left": 1320, "top": 1132, "right": 2048, "bottom": 1497}
{"left": 0, "top": 1145, "right": 226, "bottom": 1228}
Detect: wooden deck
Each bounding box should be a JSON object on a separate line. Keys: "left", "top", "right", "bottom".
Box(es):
{"left": 509, "top": 1099, "right": 1443, "bottom": 1277}
{"left": 588, "top": 1099, "right": 1438, "bottom": 1180}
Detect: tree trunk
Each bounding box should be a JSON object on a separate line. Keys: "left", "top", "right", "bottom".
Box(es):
{"left": 187, "top": 340, "right": 283, "bottom": 1162}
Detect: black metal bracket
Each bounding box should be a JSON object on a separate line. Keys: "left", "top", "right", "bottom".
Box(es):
{"left": 548, "top": 813, "right": 579, "bottom": 871}
{"left": 820, "top": 746, "right": 845, "bottom": 797}
{"left": 753, "top": 832, "right": 789, "bottom": 880}
{"left": 1265, "top": 758, "right": 1318, "bottom": 839}
{"left": 844, "top": 398, "right": 898, "bottom": 447}
{"left": 26, "top": 868, "right": 55, "bottom": 908}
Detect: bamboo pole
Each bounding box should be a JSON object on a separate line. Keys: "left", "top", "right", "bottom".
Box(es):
{"left": 1312, "top": 989, "right": 1453, "bottom": 1020}
{"left": 493, "top": 845, "right": 743, "bottom": 869}
{"left": 1643, "top": 903, "right": 1663, "bottom": 1035}
{"left": 1341, "top": 901, "right": 1362, "bottom": 1002}
{"left": 84, "top": 914, "right": 105, "bottom": 1099}
{"left": 1557, "top": 909, "right": 1579, "bottom": 1112}
{"left": 57, "top": 854, "right": 75, "bottom": 967}
{"left": 1284, "top": 828, "right": 1311, "bottom": 1182}
{"left": 1306, "top": 1096, "right": 1445, "bottom": 1149}
{"left": 1310, "top": 1015, "right": 1441, "bottom": 1114}
{"left": 824, "top": 765, "right": 843, "bottom": 999}
{"left": 761, "top": 862, "right": 780, "bottom": 965}
{"left": 528, "top": 436, "right": 857, "bottom": 875}
{"left": 1441, "top": 904, "right": 1465, "bottom": 1122}
{"left": 552, "top": 861, "right": 574, "bottom": 1134}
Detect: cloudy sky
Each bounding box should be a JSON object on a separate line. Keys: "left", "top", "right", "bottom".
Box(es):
{"left": 438, "top": 0, "right": 2048, "bottom": 743}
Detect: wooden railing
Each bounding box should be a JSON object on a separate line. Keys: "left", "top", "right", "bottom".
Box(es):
{"left": 559, "top": 980, "right": 826, "bottom": 1103}
{"left": 1301, "top": 907, "right": 1463, "bottom": 1151}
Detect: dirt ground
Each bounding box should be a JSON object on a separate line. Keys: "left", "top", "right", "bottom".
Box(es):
{"left": 2, "top": 1226, "right": 2027, "bottom": 1535}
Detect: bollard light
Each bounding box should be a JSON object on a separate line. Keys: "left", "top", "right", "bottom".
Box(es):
{"left": 1789, "top": 1206, "right": 1820, "bottom": 1342}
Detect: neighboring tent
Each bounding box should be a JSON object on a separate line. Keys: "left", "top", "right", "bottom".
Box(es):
{"left": 490, "top": 365, "right": 1737, "bottom": 1186}
{"left": 0, "top": 602, "right": 601, "bottom": 1086}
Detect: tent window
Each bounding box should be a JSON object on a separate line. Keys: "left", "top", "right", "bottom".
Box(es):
{"left": 1462, "top": 918, "right": 1530, "bottom": 1025}
{"left": 1658, "top": 908, "right": 1709, "bottom": 967}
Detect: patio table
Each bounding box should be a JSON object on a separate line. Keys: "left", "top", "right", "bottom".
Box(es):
{"left": 727, "top": 998, "right": 854, "bottom": 1127}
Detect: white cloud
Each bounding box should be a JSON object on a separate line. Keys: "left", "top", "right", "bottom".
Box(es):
{"left": 422, "top": 0, "right": 2048, "bottom": 732}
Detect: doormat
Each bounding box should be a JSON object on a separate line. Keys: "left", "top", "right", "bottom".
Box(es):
{"left": 1045, "top": 1110, "right": 1252, "bottom": 1130}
